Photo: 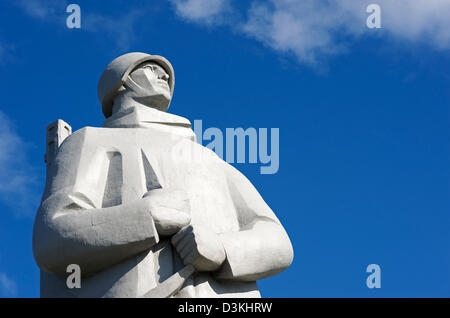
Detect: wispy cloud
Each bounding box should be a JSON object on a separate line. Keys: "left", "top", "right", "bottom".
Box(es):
{"left": 13, "top": 0, "right": 450, "bottom": 65}
{"left": 242, "top": 1, "right": 361, "bottom": 66}
{"left": 376, "top": 0, "right": 450, "bottom": 49}
{"left": 170, "top": 0, "right": 232, "bottom": 24}
{"left": 15, "top": 0, "right": 143, "bottom": 50}
{"left": 0, "top": 272, "right": 18, "bottom": 297}
{"left": 170, "top": 0, "right": 450, "bottom": 66}
{"left": 16, "top": 0, "right": 67, "bottom": 20}
{"left": 83, "top": 10, "right": 146, "bottom": 50}
{"left": 0, "top": 111, "right": 40, "bottom": 217}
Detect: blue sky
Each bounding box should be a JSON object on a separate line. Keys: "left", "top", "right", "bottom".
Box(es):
{"left": 0, "top": 0, "right": 449, "bottom": 298}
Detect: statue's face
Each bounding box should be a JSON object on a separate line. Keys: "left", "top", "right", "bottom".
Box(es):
{"left": 126, "top": 61, "right": 171, "bottom": 111}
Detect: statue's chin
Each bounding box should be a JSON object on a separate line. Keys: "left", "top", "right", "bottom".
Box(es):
{"left": 134, "top": 94, "right": 171, "bottom": 112}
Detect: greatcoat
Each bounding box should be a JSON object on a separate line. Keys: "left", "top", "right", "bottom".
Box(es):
{"left": 33, "top": 106, "right": 293, "bottom": 297}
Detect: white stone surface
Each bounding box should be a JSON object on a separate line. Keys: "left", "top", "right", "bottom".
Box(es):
{"left": 33, "top": 52, "right": 294, "bottom": 298}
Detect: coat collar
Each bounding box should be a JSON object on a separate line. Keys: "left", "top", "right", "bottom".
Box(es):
{"left": 103, "top": 105, "right": 196, "bottom": 141}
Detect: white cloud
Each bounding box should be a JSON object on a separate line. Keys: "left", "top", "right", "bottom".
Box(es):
{"left": 0, "top": 272, "right": 18, "bottom": 297}
{"left": 0, "top": 111, "right": 40, "bottom": 217}
{"left": 376, "top": 0, "right": 450, "bottom": 48}
{"left": 242, "top": 1, "right": 362, "bottom": 66}
{"left": 170, "top": 0, "right": 231, "bottom": 23}
{"left": 170, "top": 0, "right": 450, "bottom": 66}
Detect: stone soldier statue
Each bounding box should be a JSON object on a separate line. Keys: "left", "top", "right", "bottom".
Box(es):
{"left": 33, "top": 52, "right": 293, "bottom": 298}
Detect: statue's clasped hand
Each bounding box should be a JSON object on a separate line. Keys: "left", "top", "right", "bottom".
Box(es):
{"left": 171, "top": 224, "right": 226, "bottom": 272}
{"left": 142, "top": 188, "right": 226, "bottom": 272}
{"left": 142, "top": 188, "right": 191, "bottom": 237}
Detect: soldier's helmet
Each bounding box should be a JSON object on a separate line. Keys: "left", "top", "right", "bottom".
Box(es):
{"left": 98, "top": 52, "right": 175, "bottom": 118}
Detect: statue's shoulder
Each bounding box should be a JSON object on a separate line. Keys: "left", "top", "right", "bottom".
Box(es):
{"left": 60, "top": 126, "right": 139, "bottom": 150}
{"left": 62, "top": 126, "right": 95, "bottom": 143}
{"left": 58, "top": 126, "right": 112, "bottom": 150}
{"left": 65, "top": 125, "right": 119, "bottom": 139}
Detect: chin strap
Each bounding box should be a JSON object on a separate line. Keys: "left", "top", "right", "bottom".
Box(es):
{"left": 123, "top": 75, "right": 152, "bottom": 97}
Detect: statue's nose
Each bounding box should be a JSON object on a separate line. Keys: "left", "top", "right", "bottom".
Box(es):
{"left": 159, "top": 73, "right": 169, "bottom": 81}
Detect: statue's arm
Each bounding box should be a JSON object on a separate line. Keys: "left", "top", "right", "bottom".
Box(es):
{"left": 215, "top": 164, "right": 294, "bottom": 281}
{"left": 32, "top": 192, "right": 159, "bottom": 277}
{"left": 32, "top": 129, "right": 160, "bottom": 277}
